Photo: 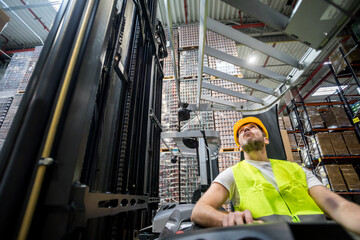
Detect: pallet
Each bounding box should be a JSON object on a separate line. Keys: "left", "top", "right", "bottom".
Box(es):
{"left": 163, "top": 76, "right": 175, "bottom": 80}
{"left": 220, "top": 148, "right": 239, "bottom": 153}
{"left": 210, "top": 74, "right": 244, "bottom": 80}
{"left": 179, "top": 46, "right": 199, "bottom": 51}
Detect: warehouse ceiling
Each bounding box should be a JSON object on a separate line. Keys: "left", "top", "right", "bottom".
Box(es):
{"left": 0, "top": 0, "right": 358, "bottom": 109}
{"left": 158, "top": 0, "right": 360, "bottom": 111}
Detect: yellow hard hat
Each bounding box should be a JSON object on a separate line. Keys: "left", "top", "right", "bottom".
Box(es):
{"left": 233, "top": 117, "right": 269, "bottom": 147}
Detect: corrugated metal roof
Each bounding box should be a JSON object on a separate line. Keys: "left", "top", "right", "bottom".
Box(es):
{"left": 157, "top": 0, "right": 295, "bottom": 27}
{"left": 0, "top": 0, "right": 58, "bottom": 50}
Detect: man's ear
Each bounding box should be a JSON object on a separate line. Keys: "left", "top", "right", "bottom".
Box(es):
{"left": 239, "top": 146, "right": 243, "bottom": 152}
{"left": 264, "top": 137, "right": 269, "bottom": 145}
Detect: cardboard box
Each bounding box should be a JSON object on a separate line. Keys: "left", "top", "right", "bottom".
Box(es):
{"left": 278, "top": 117, "right": 285, "bottom": 130}
{"left": 342, "top": 131, "right": 360, "bottom": 155}
{"left": 283, "top": 116, "right": 293, "bottom": 130}
{"left": 304, "top": 115, "right": 325, "bottom": 132}
{"left": 316, "top": 132, "right": 335, "bottom": 156}
{"left": 322, "top": 109, "right": 338, "bottom": 129}
{"left": 287, "top": 134, "right": 297, "bottom": 149}
{"left": 339, "top": 164, "right": 360, "bottom": 191}
{"left": 329, "top": 132, "right": 349, "bottom": 156}
{"left": 325, "top": 165, "right": 348, "bottom": 192}
{"left": 0, "top": 9, "right": 9, "bottom": 33}
{"left": 281, "top": 130, "right": 294, "bottom": 162}
{"left": 331, "top": 107, "right": 352, "bottom": 127}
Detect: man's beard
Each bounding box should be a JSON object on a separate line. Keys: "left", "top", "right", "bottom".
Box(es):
{"left": 242, "top": 138, "right": 265, "bottom": 153}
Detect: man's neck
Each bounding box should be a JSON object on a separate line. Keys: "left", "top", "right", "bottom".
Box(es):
{"left": 243, "top": 148, "right": 269, "bottom": 162}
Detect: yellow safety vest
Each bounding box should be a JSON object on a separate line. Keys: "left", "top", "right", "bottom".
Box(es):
{"left": 232, "top": 159, "right": 325, "bottom": 222}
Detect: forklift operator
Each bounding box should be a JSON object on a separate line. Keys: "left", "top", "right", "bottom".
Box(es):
{"left": 191, "top": 117, "right": 360, "bottom": 235}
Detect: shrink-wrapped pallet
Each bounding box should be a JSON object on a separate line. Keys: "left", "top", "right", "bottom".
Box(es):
{"left": 325, "top": 165, "right": 348, "bottom": 192}
{"left": 342, "top": 131, "right": 360, "bottom": 155}
{"left": 315, "top": 132, "right": 335, "bottom": 156}
{"left": 339, "top": 164, "right": 360, "bottom": 191}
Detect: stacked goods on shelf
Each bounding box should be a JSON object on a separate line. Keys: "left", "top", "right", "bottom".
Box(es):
{"left": 342, "top": 131, "right": 360, "bottom": 155}
{"left": 206, "top": 30, "right": 242, "bottom": 77}
{"left": 179, "top": 50, "right": 208, "bottom": 78}
{"left": 179, "top": 24, "right": 199, "bottom": 49}
{"left": 306, "top": 135, "right": 320, "bottom": 159}
{"left": 163, "top": 28, "right": 178, "bottom": 78}
{"left": 322, "top": 106, "right": 352, "bottom": 129}
{"left": 158, "top": 153, "right": 200, "bottom": 205}
{"left": 316, "top": 165, "right": 330, "bottom": 188}
{"left": 329, "top": 132, "right": 349, "bottom": 156}
{"left": 179, "top": 79, "right": 214, "bottom": 131}
{"left": 218, "top": 152, "right": 241, "bottom": 172}
{"left": 340, "top": 164, "right": 360, "bottom": 191}
{"left": 0, "top": 93, "right": 23, "bottom": 144}
{"left": 161, "top": 79, "right": 178, "bottom": 133}
{"left": 315, "top": 132, "right": 335, "bottom": 156}
{"left": 214, "top": 111, "right": 243, "bottom": 148}
{"left": 302, "top": 108, "right": 325, "bottom": 132}
{"left": 17, "top": 47, "right": 43, "bottom": 92}
{"left": 325, "top": 165, "right": 348, "bottom": 192}
{"left": 0, "top": 97, "right": 12, "bottom": 128}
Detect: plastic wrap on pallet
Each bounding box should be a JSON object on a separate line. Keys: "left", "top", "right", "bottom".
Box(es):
{"left": 214, "top": 111, "right": 243, "bottom": 148}
{"left": 179, "top": 50, "right": 208, "bottom": 78}
{"left": 329, "top": 132, "right": 349, "bottom": 156}
{"left": 315, "top": 132, "right": 335, "bottom": 157}
{"left": 322, "top": 108, "right": 339, "bottom": 129}
{"left": 307, "top": 136, "right": 320, "bottom": 159}
{"left": 339, "top": 164, "right": 360, "bottom": 191}
{"left": 303, "top": 115, "right": 325, "bottom": 132}
{"left": 289, "top": 111, "right": 298, "bottom": 129}
{"left": 315, "top": 165, "right": 330, "bottom": 188}
{"left": 342, "top": 131, "right": 360, "bottom": 155}
{"left": 331, "top": 107, "right": 352, "bottom": 127}
{"left": 179, "top": 24, "right": 199, "bottom": 49}
{"left": 325, "top": 165, "right": 348, "bottom": 192}
{"left": 159, "top": 153, "right": 201, "bottom": 204}
{"left": 300, "top": 148, "right": 312, "bottom": 166}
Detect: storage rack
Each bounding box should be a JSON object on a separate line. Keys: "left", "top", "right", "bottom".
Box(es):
{"left": 0, "top": 47, "right": 42, "bottom": 151}
{"left": 284, "top": 94, "right": 360, "bottom": 194}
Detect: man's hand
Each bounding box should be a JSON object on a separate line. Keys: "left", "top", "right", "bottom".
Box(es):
{"left": 222, "top": 209, "right": 263, "bottom": 226}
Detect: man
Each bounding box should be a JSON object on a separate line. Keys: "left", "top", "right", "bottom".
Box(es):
{"left": 191, "top": 117, "right": 360, "bottom": 235}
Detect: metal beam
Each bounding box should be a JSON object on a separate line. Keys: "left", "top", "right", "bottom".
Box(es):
{"left": 163, "top": 0, "right": 180, "bottom": 103}
{"left": 1, "top": 2, "right": 61, "bottom": 11}
{"left": 202, "top": 82, "right": 263, "bottom": 104}
{"left": 206, "top": 18, "right": 301, "bottom": 69}
{"left": 197, "top": 0, "right": 208, "bottom": 108}
{"left": 204, "top": 45, "right": 287, "bottom": 83}
{"left": 221, "top": 0, "right": 289, "bottom": 31}
{"left": 201, "top": 95, "right": 239, "bottom": 108}
{"left": 203, "top": 66, "right": 275, "bottom": 96}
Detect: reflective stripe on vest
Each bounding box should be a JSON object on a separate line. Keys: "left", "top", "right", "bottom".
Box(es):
{"left": 232, "top": 159, "right": 325, "bottom": 223}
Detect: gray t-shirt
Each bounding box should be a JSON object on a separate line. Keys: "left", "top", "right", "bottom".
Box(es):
{"left": 213, "top": 160, "right": 324, "bottom": 207}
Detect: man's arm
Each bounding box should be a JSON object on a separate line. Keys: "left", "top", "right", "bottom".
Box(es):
{"left": 191, "top": 182, "right": 256, "bottom": 227}
{"left": 191, "top": 182, "right": 229, "bottom": 227}
{"left": 309, "top": 185, "right": 360, "bottom": 235}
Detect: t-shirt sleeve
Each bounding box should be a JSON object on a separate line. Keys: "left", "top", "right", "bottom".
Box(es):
{"left": 213, "top": 168, "right": 234, "bottom": 196}
{"left": 302, "top": 167, "right": 324, "bottom": 189}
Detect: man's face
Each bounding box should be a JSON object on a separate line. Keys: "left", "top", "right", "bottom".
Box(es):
{"left": 237, "top": 123, "right": 268, "bottom": 152}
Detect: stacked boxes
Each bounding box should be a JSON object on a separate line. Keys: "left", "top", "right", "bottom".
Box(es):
{"left": 340, "top": 165, "right": 360, "bottom": 191}
{"left": 163, "top": 28, "right": 178, "bottom": 78}
{"left": 218, "top": 152, "right": 241, "bottom": 172}
{"left": 315, "top": 132, "right": 335, "bottom": 156}
{"left": 282, "top": 116, "right": 293, "bottom": 130}
{"left": 0, "top": 47, "right": 42, "bottom": 151}
{"left": 159, "top": 153, "right": 200, "bottom": 205}
{"left": 322, "top": 107, "right": 352, "bottom": 128}
{"left": 329, "top": 132, "right": 349, "bottom": 156}
{"left": 302, "top": 108, "right": 324, "bottom": 132}
{"left": 160, "top": 25, "right": 246, "bottom": 204}
{"left": 179, "top": 24, "right": 199, "bottom": 49}
{"left": 0, "top": 97, "right": 13, "bottom": 128}
{"left": 325, "top": 165, "right": 348, "bottom": 192}
{"left": 342, "top": 131, "right": 360, "bottom": 155}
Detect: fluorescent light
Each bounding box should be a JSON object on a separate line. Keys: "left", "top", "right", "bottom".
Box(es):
{"left": 247, "top": 55, "right": 257, "bottom": 64}
{"left": 323, "top": 61, "right": 332, "bottom": 65}
{"left": 312, "top": 85, "right": 347, "bottom": 96}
